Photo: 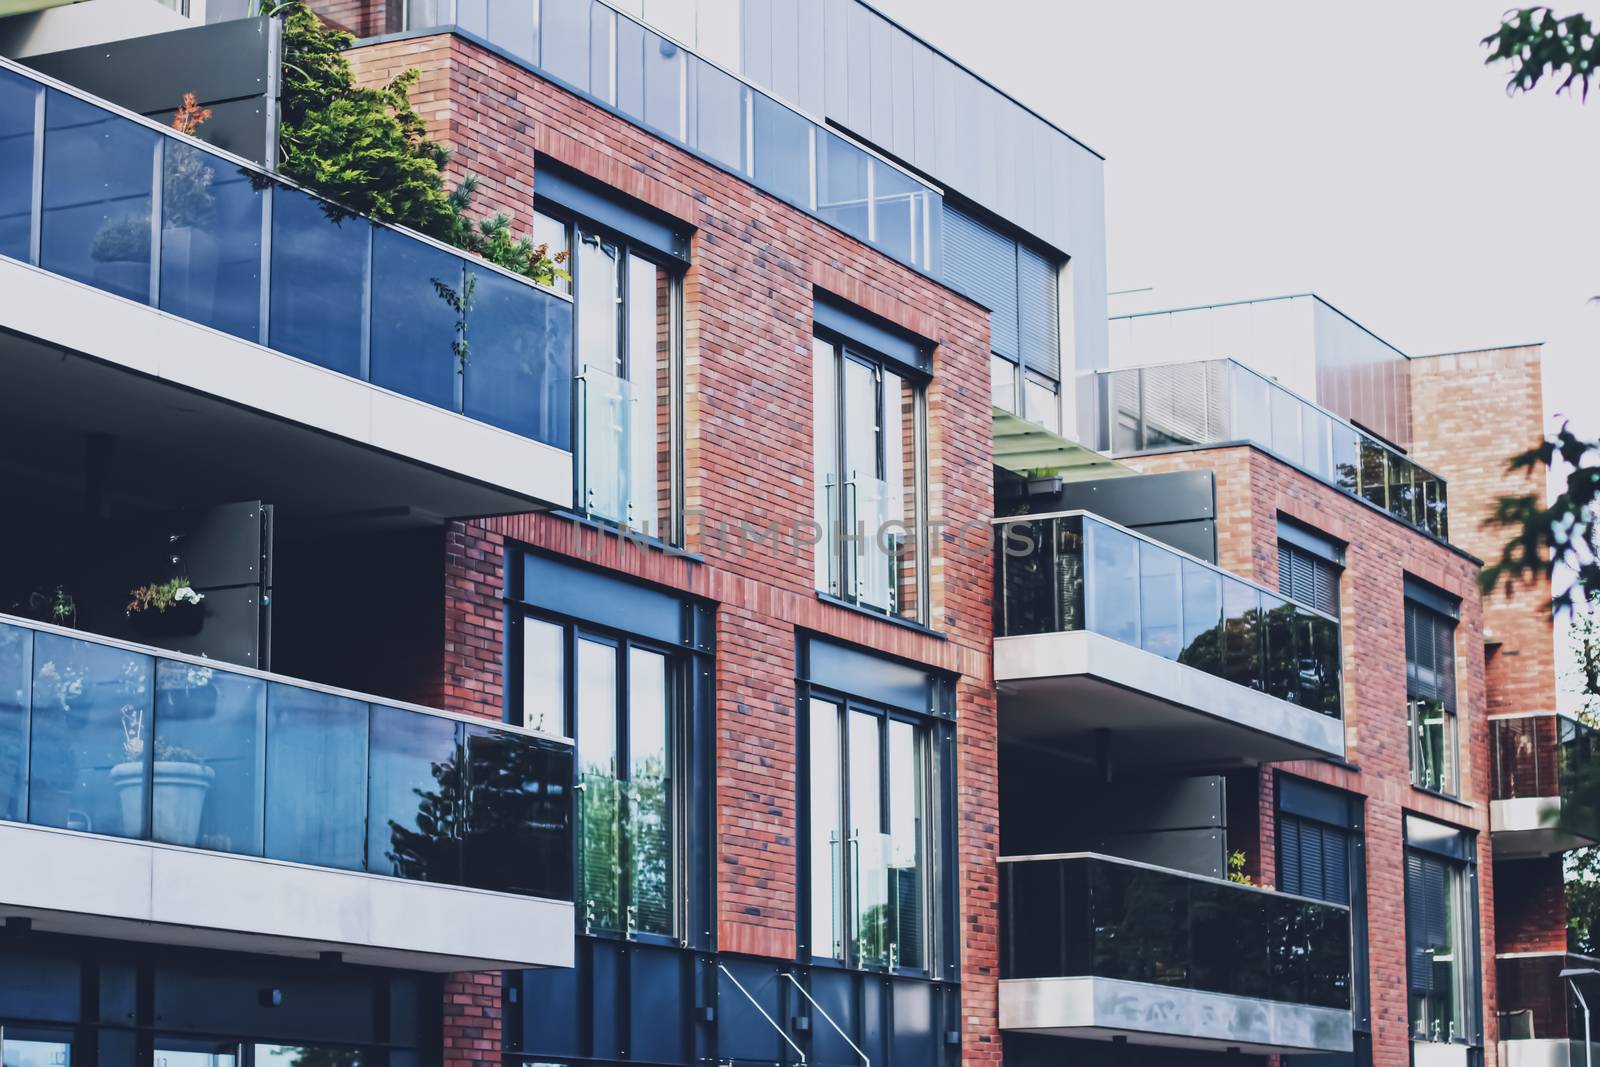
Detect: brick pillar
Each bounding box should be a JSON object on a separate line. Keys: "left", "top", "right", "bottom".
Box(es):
{"left": 443, "top": 971, "right": 503, "bottom": 1067}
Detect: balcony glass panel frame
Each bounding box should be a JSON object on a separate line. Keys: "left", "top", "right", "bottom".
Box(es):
{"left": 1095, "top": 358, "right": 1449, "bottom": 542}
{"left": 0, "top": 57, "right": 574, "bottom": 454}
{"left": 0, "top": 612, "right": 574, "bottom": 901}
{"left": 399, "top": 0, "right": 942, "bottom": 273}
{"left": 994, "top": 510, "right": 1344, "bottom": 719}
{"left": 999, "top": 852, "right": 1353, "bottom": 1012}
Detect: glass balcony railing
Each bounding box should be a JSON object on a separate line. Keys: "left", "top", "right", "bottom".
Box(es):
{"left": 995, "top": 511, "right": 1344, "bottom": 717}
{"left": 400, "top": 0, "right": 942, "bottom": 274}
{"left": 0, "top": 58, "right": 573, "bottom": 451}
{"left": 1000, "top": 854, "right": 1352, "bottom": 1011}
{"left": 1498, "top": 952, "right": 1600, "bottom": 1047}
{"left": 1093, "top": 359, "right": 1449, "bottom": 541}
{"left": 0, "top": 614, "right": 573, "bottom": 900}
{"left": 1491, "top": 714, "right": 1600, "bottom": 842}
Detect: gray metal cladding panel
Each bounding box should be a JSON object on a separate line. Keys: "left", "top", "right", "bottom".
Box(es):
{"left": 0, "top": 951, "right": 79, "bottom": 1020}
{"left": 868, "top": 10, "right": 893, "bottom": 147}
{"left": 741, "top": 0, "right": 772, "bottom": 87}
{"left": 860, "top": 974, "right": 888, "bottom": 1067}
{"left": 23, "top": 17, "right": 274, "bottom": 164}
{"left": 1017, "top": 243, "right": 1061, "bottom": 378}
{"left": 629, "top": 944, "right": 690, "bottom": 1064}
{"left": 1032, "top": 470, "right": 1217, "bottom": 529}
{"left": 809, "top": 967, "right": 861, "bottom": 1066}
{"left": 942, "top": 204, "right": 1018, "bottom": 357}
{"left": 519, "top": 963, "right": 582, "bottom": 1056}
{"left": 1093, "top": 828, "right": 1228, "bottom": 880}
{"left": 892, "top": 978, "right": 938, "bottom": 1065}
{"left": 180, "top": 500, "right": 265, "bottom": 590}
{"left": 717, "top": 959, "right": 785, "bottom": 1063}
{"left": 591, "top": 942, "right": 624, "bottom": 1059}
{"left": 24, "top": 17, "right": 272, "bottom": 115}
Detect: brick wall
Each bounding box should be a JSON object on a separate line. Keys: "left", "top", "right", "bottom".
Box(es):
{"left": 1128, "top": 445, "right": 1499, "bottom": 1067}
{"left": 328, "top": 25, "right": 998, "bottom": 1066}
{"left": 1495, "top": 857, "right": 1568, "bottom": 954}
{"left": 1407, "top": 346, "right": 1553, "bottom": 720}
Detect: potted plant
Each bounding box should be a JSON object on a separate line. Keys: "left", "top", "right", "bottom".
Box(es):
{"left": 25, "top": 585, "right": 77, "bottom": 628}
{"left": 126, "top": 577, "right": 206, "bottom": 637}
{"left": 110, "top": 695, "right": 214, "bottom": 847}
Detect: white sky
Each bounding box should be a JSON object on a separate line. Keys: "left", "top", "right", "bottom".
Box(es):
{"left": 875, "top": 0, "right": 1600, "bottom": 708}
{"left": 873, "top": 0, "right": 1600, "bottom": 440}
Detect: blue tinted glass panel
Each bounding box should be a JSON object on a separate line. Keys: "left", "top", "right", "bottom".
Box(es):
{"left": 487, "top": 0, "right": 536, "bottom": 62}
{"left": 368, "top": 704, "right": 460, "bottom": 882}
{"left": 643, "top": 31, "right": 684, "bottom": 140}
{"left": 268, "top": 184, "right": 368, "bottom": 376}
{"left": 694, "top": 58, "right": 746, "bottom": 172}
{"left": 0, "top": 623, "right": 31, "bottom": 823}
{"left": 41, "top": 90, "right": 156, "bottom": 303}
{"left": 816, "top": 131, "right": 868, "bottom": 241}
{"left": 463, "top": 266, "right": 572, "bottom": 447}
{"left": 751, "top": 92, "right": 810, "bottom": 207}
{"left": 616, "top": 17, "right": 644, "bottom": 119}
{"left": 371, "top": 226, "right": 460, "bottom": 410}
{"left": 463, "top": 726, "right": 573, "bottom": 899}
{"left": 160, "top": 140, "right": 262, "bottom": 342}
{"left": 1084, "top": 520, "right": 1139, "bottom": 646}
{"left": 540, "top": 0, "right": 591, "bottom": 89}
{"left": 1178, "top": 559, "right": 1223, "bottom": 674}
{"left": 29, "top": 634, "right": 152, "bottom": 840}
{"left": 1222, "top": 576, "right": 1263, "bottom": 690}
{"left": 1138, "top": 542, "right": 1182, "bottom": 660}
{"left": 263, "top": 685, "right": 367, "bottom": 871}
{"left": 152, "top": 660, "right": 265, "bottom": 855}
{"left": 870, "top": 160, "right": 922, "bottom": 266}
{"left": 0, "top": 70, "right": 36, "bottom": 262}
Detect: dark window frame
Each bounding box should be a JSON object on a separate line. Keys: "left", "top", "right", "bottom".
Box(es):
{"left": 536, "top": 202, "right": 686, "bottom": 544}
{"left": 512, "top": 599, "right": 694, "bottom": 947}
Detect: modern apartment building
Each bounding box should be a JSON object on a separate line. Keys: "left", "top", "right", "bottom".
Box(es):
{"left": 0, "top": 3, "right": 1583, "bottom": 1067}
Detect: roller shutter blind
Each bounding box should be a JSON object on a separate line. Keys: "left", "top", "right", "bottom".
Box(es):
{"left": 1278, "top": 813, "right": 1350, "bottom": 905}
{"left": 1278, "top": 542, "right": 1340, "bottom": 615}
{"left": 941, "top": 204, "right": 1018, "bottom": 361}
{"left": 1016, "top": 244, "right": 1060, "bottom": 379}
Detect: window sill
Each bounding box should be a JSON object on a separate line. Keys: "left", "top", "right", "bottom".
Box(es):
{"left": 1410, "top": 784, "right": 1477, "bottom": 811}
{"left": 549, "top": 509, "right": 704, "bottom": 564}
{"left": 815, "top": 592, "right": 946, "bottom": 641}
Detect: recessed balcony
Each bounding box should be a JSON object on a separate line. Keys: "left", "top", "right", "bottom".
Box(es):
{"left": 1497, "top": 952, "right": 1600, "bottom": 1067}
{"left": 993, "top": 511, "right": 1345, "bottom": 771}
{"left": 0, "top": 57, "right": 574, "bottom": 516}
{"left": 1490, "top": 715, "right": 1600, "bottom": 857}
{"left": 998, "top": 853, "right": 1353, "bottom": 1055}
{"left": 0, "top": 613, "right": 575, "bottom": 971}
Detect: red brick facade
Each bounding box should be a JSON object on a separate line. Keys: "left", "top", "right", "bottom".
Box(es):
{"left": 329, "top": 24, "right": 998, "bottom": 1067}
{"left": 1127, "top": 445, "right": 1500, "bottom": 1066}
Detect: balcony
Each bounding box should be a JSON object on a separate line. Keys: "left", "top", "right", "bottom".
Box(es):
{"left": 399, "top": 0, "right": 942, "bottom": 274}
{"left": 993, "top": 511, "right": 1345, "bottom": 770}
{"left": 1498, "top": 952, "right": 1600, "bottom": 1067}
{"left": 999, "top": 853, "right": 1353, "bottom": 1055}
{"left": 0, "top": 613, "right": 575, "bottom": 971}
{"left": 1490, "top": 715, "right": 1600, "bottom": 857}
{"left": 0, "top": 57, "right": 574, "bottom": 516}
{"left": 1092, "top": 358, "right": 1449, "bottom": 541}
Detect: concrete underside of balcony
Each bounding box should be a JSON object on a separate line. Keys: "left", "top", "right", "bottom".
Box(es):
{"left": 998, "top": 975, "right": 1353, "bottom": 1056}
{"left": 0, "top": 820, "right": 575, "bottom": 971}
{"left": 994, "top": 630, "right": 1345, "bottom": 772}
{"left": 1491, "top": 797, "right": 1599, "bottom": 858}
{"left": 0, "top": 255, "right": 573, "bottom": 519}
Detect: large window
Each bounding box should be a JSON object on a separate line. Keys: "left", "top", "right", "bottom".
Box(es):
{"left": 1406, "top": 595, "right": 1459, "bottom": 795}
{"left": 1405, "top": 817, "right": 1480, "bottom": 1050}
{"left": 811, "top": 335, "right": 927, "bottom": 622}
{"left": 519, "top": 611, "right": 681, "bottom": 939}
{"left": 806, "top": 695, "right": 934, "bottom": 972}
{"left": 538, "top": 208, "right": 681, "bottom": 542}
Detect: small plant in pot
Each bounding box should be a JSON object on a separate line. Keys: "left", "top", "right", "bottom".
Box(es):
{"left": 111, "top": 690, "right": 214, "bottom": 848}
{"left": 126, "top": 577, "right": 206, "bottom": 637}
